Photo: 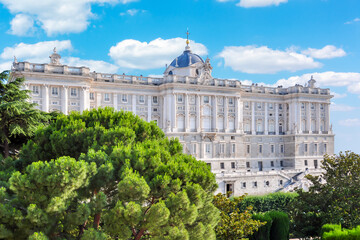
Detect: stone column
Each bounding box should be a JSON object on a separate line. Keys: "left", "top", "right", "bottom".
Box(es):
{"left": 185, "top": 94, "right": 189, "bottom": 132}
{"left": 113, "top": 93, "right": 118, "bottom": 111}
{"left": 172, "top": 93, "right": 177, "bottom": 131}
{"left": 264, "top": 102, "right": 268, "bottom": 135}
{"left": 275, "top": 103, "right": 279, "bottom": 135}
{"left": 326, "top": 103, "right": 330, "bottom": 132}
{"left": 316, "top": 103, "right": 321, "bottom": 133}
{"left": 162, "top": 95, "right": 167, "bottom": 130}
{"left": 80, "top": 87, "right": 89, "bottom": 113}
{"left": 132, "top": 95, "right": 137, "bottom": 115}
{"left": 284, "top": 103, "right": 288, "bottom": 133}
{"left": 61, "top": 86, "right": 68, "bottom": 114}
{"left": 297, "top": 101, "right": 302, "bottom": 133}
{"left": 96, "top": 93, "right": 101, "bottom": 108}
{"left": 196, "top": 94, "right": 201, "bottom": 132}
{"left": 251, "top": 101, "right": 256, "bottom": 135}
{"left": 307, "top": 102, "right": 311, "bottom": 133}
{"left": 235, "top": 97, "right": 241, "bottom": 133}
{"left": 212, "top": 96, "right": 217, "bottom": 132}
{"left": 42, "top": 84, "right": 49, "bottom": 112}
{"left": 224, "top": 97, "right": 228, "bottom": 132}
{"left": 147, "top": 95, "right": 151, "bottom": 122}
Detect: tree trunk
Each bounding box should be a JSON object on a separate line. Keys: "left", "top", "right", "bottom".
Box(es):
{"left": 3, "top": 139, "right": 9, "bottom": 158}
{"left": 93, "top": 212, "right": 101, "bottom": 229}
{"left": 134, "top": 229, "right": 145, "bottom": 240}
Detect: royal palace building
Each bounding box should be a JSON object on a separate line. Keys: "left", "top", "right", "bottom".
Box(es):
{"left": 11, "top": 42, "right": 334, "bottom": 196}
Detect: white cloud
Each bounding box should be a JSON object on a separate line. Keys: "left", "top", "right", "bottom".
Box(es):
{"left": 109, "top": 37, "right": 208, "bottom": 70}
{"left": 9, "top": 14, "right": 35, "bottom": 36}
{"left": 1, "top": 40, "right": 73, "bottom": 61}
{"left": 274, "top": 72, "right": 360, "bottom": 94}
{"left": 345, "top": 18, "right": 360, "bottom": 24}
{"left": 237, "top": 0, "right": 288, "bottom": 8}
{"left": 302, "top": 45, "right": 346, "bottom": 59}
{"left": 339, "top": 118, "right": 360, "bottom": 127}
{"left": 120, "top": 9, "right": 146, "bottom": 16}
{"left": 218, "top": 45, "right": 321, "bottom": 74}
{"left": 64, "top": 57, "right": 118, "bottom": 73}
{"left": 0, "top": 0, "right": 137, "bottom": 36}
{"left": 331, "top": 92, "right": 347, "bottom": 99}
{"left": 330, "top": 103, "right": 356, "bottom": 112}
{"left": 0, "top": 61, "right": 12, "bottom": 72}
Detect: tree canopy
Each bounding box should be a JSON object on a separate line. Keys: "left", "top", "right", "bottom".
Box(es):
{"left": 289, "top": 151, "right": 360, "bottom": 238}
{"left": 0, "top": 71, "right": 48, "bottom": 158}
{"left": 0, "top": 107, "right": 220, "bottom": 239}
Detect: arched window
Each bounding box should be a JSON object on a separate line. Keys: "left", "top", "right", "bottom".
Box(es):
{"left": 177, "top": 115, "right": 185, "bottom": 130}
{"left": 169, "top": 71, "right": 173, "bottom": 75}
{"left": 218, "top": 116, "right": 224, "bottom": 130}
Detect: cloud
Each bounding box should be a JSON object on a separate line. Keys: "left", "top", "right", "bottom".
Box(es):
{"left": 330, "top": 103, "right": 356, "bottom": 112}
{"left": 1, "top": 40, "right": 73, "bottom": 61}
{"left": 339, "top": 118, "right": 360, "bottom": 127}
{"left": 345, "top": 18, "right": 360, "bottom": 24}
{"left": 302, "top": 45, "right": 346, "bottom": 59}
{"left": 9, "top": 14, "right": 35, "bottom": 36}
{"left": 0, "top": 40, "right": 117, "bottom": 73}
{"left": 0, "top": 0, "right": 137, "bottom": 36}
{"left": 331, "top": 92, "right": 347, "bottom": 99}
{"left": 109, "top": 37, "right": 208, "bottom": 70}
{"left": 120, "top": 9, "right": 146, "bottom": 16}
{"left": 64, "top": 57, "right": 118, "bottom": 73}
{"left": 237, "top": 0, "right": 288, "bottom": 8}
{"left": 218, "top": 45, "right": 321, "bottom": 74}
{"left": 274, "top": 72, "right": 360, "bottom": 94}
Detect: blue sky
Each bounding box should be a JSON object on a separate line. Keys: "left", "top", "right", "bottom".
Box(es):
{"left": 0, "top": 0, "right": 359, "bottom": 154}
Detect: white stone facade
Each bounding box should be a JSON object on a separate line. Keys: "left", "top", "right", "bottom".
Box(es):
{"left": 11, "top": 47, "right": 334, "bottom": 196}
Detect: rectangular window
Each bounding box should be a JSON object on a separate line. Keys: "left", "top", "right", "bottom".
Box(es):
{"left": 311, "top": 103, "right": 315, "bottom": 110}
{"left": 228, "top": 97, "right": 234, "bottom": 105}
{"left": 320, "top": 104, "right": 324, "bottom": 110}
{"left": 242, "top": 182, "right": 246, "bottom": 188}
{"left": 244, "top": 102, "right": 249, "bottom": 109}
{"left": 231, "top": 162, "right": 235, "bottom": 169}
{"left": 232, "top": 144, "right": 236, "bottom": 153}
{"left": 51, "top": 87, "right": 58, "bottom": 96}
{"left": 193, "top": 144, "right": 197, "bottom": 154}
{"left": 271, "top": 145, "right": 274, "bottom": 153}
{"left": 71, "top": 102, "right": 77, "bottom": 106}
{"left": 245, "top": 162, "right": 250, "bottom": 169}
{"left": 122, "top": 94, "right": 128, "bottom": 102}
{"left": 314, "top": 144, "right": 318, "bottom": 153}
{"left": 89, "top": 92, "right": 94, "bottom": 100}
{"left": 177, "top": 94, "right": 183, "bottom": 103}
{"left": 247, "top": 145, "right": 250, "bottom": 154}
{"left": 279, "top": 104, "right": 283, "bottom": 110}
{"left": 324, "top": 144, "right": 327, "bottom": 153}
{"left": 70, "top": 88, "right": 77, "bottom": 97}
{"left": 52, "top": 101, "right": 58, "bottom": 105}
{"left": 271, "top": 161, "right": 274, "bottom": 167}
{"left": 301, "top": 103, "right": 305, "bottom": 109}
{"left": 206, "top": 144, "right": 211, "bottom": 153}
{"left": 220, "top": 144, "right": 225, "bottom": 153}
{"left": 153, "top": 96, "right": 158, "bottom": 104}
{"left": 280, "top": 145, "right": 284, "bottom": 153}
{"left": 258, "top": 161, "right": 263, "bottom": 171}
{"left": 104, "top": 93, "right": 110, "bottom": 102}
{"left": 231, "top": 136, "right": 235, "bottom": 140}
{"left": 153, "top": 108, "right": 158, "bottom": 112}
{"left": 304, "top": 160, "right": 308, "bottom": 166}
{"left": 314, "top": 160, "right": 318, "bottom": 169}
{"left": 279, "top": 180, "right": 283, "bottom": 185}
{"left": 257, "top": 102, "right": 262, "bottom": 109}
{"left": 269, "top": 103, "right": 273, "bottom": 110}
{"left": 220, "top": 162, "right": 225, "bottom": 169}
{"left": 259, "top": 145, "right": 262, "bottom": 153}
{"left": 139, "top": 95, "right": 145, "bottom": 103}
{"left": 32, "top": 86, "right": 39, "bottom": 95}
{"left": 280, "top": 160, "right": 284, "bottom": 167}
{"left": 253, "top": 181, "right": 257, "bottom": 187}
{"left": 203, "top": 96, "right": 209, "bottom": 104}
{"left": 305, "top": 144, "right": 308, "bottom": 152}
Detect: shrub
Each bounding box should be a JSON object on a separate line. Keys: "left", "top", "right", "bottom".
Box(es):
{"left": 268, "top": 211, "right": 289, "bottom": 240}
{"left": 250, "top": 212, "right": 273, "bottom": 240}
{"left": 239, "top": 192, "right": 298, "bottom": 213}
{"left": 321, "top": 224, "right": 341, "bottom": 237}
{"left": 322, "top": 225, "right": 360, "bottom": 240}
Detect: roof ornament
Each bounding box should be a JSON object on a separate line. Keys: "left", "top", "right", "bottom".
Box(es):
{"left": 49, "top": 47, "right": 61, "bottom": 65}
{"left": 13, "top": 56, "right": 18, "bottom": 63}
{"left": 175, "top": 57, "right": 179, "bottom": 67}
{"left": 185, "top": 28, "right": 191, "bottom": 51}
{"left": 308, "top": 75, "right": 316, "bottom": 88}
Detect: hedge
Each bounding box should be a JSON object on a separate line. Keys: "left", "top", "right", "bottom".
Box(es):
{"left": 321, "top": 224, "right": 342, "bottom": 237}
{"left": 268, "top": 211, "right": 289, "bottom": 240}
{"left": 250, "top": 213, "right": 273, "bottom": 240}
{"left": 322, "top": 225, "right": 360, "bottom": 240}
{"left": 238, "top": 192, "right": 298, "bottom": 213}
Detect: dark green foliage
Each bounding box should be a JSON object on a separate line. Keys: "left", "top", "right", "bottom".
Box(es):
{"left": 250, "top": 213, "right": 272, "bottom": 240}
{"left": 289, "top": 152, "right": 360, "bottom": 239}
{"left": 1, "top": 107, "right": 220, "bottom": 239}
{"left": 267, "top": 211, "right": 289, "bottom": 240}
{"left": 0, "top": 71, "right": 48, "bottom": 158}
{"left": 322, "top": 226, "right": 360, "bottom": 240}
{"left": 238, "top": 192, "right": 297, "bottom": 213}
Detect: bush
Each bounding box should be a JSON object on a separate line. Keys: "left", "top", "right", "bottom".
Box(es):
{"left": 268, "top": 211, "right": 289, "bottom": 240}
{"left": 322, "top": 225, "right": 360, "bottom": 240}
{"left": 321, "top": 224, "right": 341, "bottom": 237}
{"left": 250, "top": 213, "right": 273, "bottom": 240}
{"left": 239, "top": 192, "right": 298, "bottom": 213}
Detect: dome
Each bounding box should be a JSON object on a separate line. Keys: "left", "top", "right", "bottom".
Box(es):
{"left": 170, "top": 47, "right": 204, "bottom": 68}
